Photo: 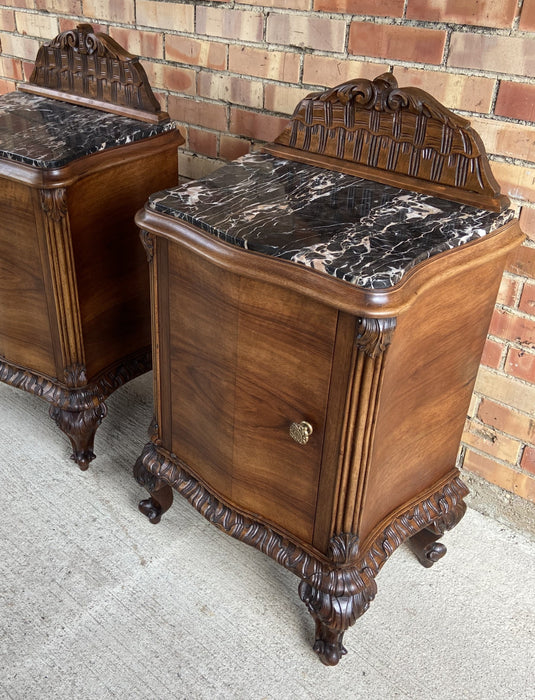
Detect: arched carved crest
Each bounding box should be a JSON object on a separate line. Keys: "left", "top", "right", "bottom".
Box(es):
{"left": 20, "top": 24, "right": 168, "bottom": 123}
{"left": 268, "top": 72, "right": 508, "bottom": 211}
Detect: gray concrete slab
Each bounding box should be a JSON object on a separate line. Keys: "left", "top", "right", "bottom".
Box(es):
{"left": 1, "top": 374, "right": 534, "bottom": 699}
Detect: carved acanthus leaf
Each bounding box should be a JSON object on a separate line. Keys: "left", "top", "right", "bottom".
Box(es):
{"left": 355, "top": 317, "right": 396, "bottom": 358}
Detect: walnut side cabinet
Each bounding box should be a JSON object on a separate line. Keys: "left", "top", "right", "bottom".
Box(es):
{"left": 134, "top": 74, "right": 524, "bottom": 664}
{"left": 0, "top": 25, "right": 183, "bottom": 467}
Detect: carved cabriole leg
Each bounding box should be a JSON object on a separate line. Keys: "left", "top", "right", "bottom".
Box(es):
{"left": 299, "top": 533, "right": 376, "bottom": 666}
{"left": 133, "top": 436, "right": 468, "bottom": 665}
{"left": 409, "top": 485, "right": 468, "bottom": 568}
{"left": 134, "top": 441, "right": 174, "bottom": 524}
{"left": 49, "top": 402, "right": 107, "bottom": 470}
{"left": 0, "top": 350, "right": 151, "bottom": 468}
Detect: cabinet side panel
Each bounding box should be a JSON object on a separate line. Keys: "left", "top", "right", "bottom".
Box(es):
{"left": 232, "top": 278, "right": 338, "bottom": 545}
{"left": 0, "top": 177, "right": 56, "bottom": 376}
{"left": 167, "top": 244, "right": 239, "bottom": 499}
{"left": 358, "top": 250, "right": 509, "bottom": 543}
{"left": 68, "top": 141, "right": 178, "bottom": 379}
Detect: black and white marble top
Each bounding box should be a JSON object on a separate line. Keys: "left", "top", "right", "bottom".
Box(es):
{"left": 0, "top": 91, "right": 175, "bottom": 168}
{"left": 149, "top": 152, "right": 513, "bottom": 290}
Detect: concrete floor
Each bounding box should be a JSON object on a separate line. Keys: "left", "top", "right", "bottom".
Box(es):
{"left": 0, "top": 373, "right": 534, "bottom": 699}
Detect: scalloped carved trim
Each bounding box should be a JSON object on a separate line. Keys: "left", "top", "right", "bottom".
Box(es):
{"left": 0, "top": 348, "right": 151, "bottom": 412}
{"left": 24, "top": 24, "right": 166, "bottom": 121}
{"left": 272, "top": 72, "right": 508, "bottom": 211}
{"left": 137, "top": 441, "right": 468, "bottom": 664}
{"left": 138, "top": 440, "right": 468, "bottom": 594}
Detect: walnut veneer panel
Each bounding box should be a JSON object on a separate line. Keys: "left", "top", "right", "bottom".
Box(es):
{"left": 165, "top": 244, "right": 338, "bottom": 542}
{"left": 0, "top": 179, "right": 55, "bottom": 376}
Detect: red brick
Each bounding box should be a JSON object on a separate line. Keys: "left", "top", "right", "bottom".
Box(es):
{"left": 463, "top": 419, "right": 521, "bottom": 462}
{"left": 83, "top": 0, "right": 135, "bottom": 24}
{"left": 167, "top": 36, "right": 226, "bottom": 71}
{"left": 495, "top": 82, "right": 535, "bottom": 123}
{"left": 109, "top": 27, "right": 163, "bottom": 60}
{"left": 496, "top": 275, "right": 521, "bottom": 308}
{"left": 264, "top": 84, "right": 310, "bottom": 116}
{"left": 267, "top": 13, "right": 346, "bottom": 52}
{"left": 481, "top": 338, "right": 504, "bottom": 369}
{"left": 0, "top": 33, "right": 41, "bottom": 61}
{"left": 521, "top": 445, "right": 535, "bottom": 475}
{"left": 237, "top": 0, "right": 309, "bottom": 8}
{"left": 143, "top": 62, "right": 195, "bottom": 95}
{"left": 302, "top": 56, "right": 385, "bottom": 88}
{"left": 490, "top": 160, "right": 535, "bottom": 204}
{"left": 229, "top": 46, "right": 300, "bottom": 83}
{"left": 230, "top": 107, "right": 290, "bottom": 142}
{"left": 15, "top": 12, "right": 58, "bottom": 38}
{"left": 478, "top": 397, "right": 535, "bottom": 443}
{"left": 395, "top": 68, "right": 494, "bottom": 114}
{"left": 470, "top": 117, "right": 535, "bottom": 164}
{"left": 407, "top": 0, "right": 518, "bottom": 29}
{"left": 220, "top": 134, "right": 252, "bottom": 161}
{"left": 463, "top": 448, "right": 535, "bottom": 503}
{"left": 448, "top": 33, "right": 535, "bottom": 77}
{"left": 505, "top": 243, "right": 535, "bottom": 280}
{"left": 489, "top": 308, "right": 535, "bottom": 345}
{"left": 188, "top": 127, "right": 218, "bottom": 159}
{"left": 0, "top": 79, "right": 15, "bottom": 94}
{"left": 349, "top": 22, "right": 446, "bottom": 64}
{"left": 0, "top": 56, "right": 23, "bottom": 82}
{"left": 519, "top": 281, "right": 535, "bottom": 316}
{"left": 313, "top": 0, "right": 405, "bottom": 16}
{"left": 197, "top": 72, "right": 263, "bottom": 109}
{"left": 136, "top": 1, "right": 194, "bottom": 32}
{"left": 506, "top": 347, "right": 535, "bottom": 383}
{"left": 168, "top": 95, "right": 228, "bottom": 132}
{"left": 475, "top": 366, "right": 535, "bottom": 415}
{"left": 0, "top": 9, "right": 15, "bottom": 32}
{"left": 520, "top": 207, "right": 535, "bottom": 244}
{"left": 520, "top": 0, "right": 535, "bottom": 31}
{"left": 197, "top": 7, "right": 263, "bottom": 42}
{"left": 35, "top": 0, "right": 81, "bottom": 13}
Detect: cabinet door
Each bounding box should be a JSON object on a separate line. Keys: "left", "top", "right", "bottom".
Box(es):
{"left": 166, "top": 244, "right": 338, "bottom": 546}
{"left": 232, "top": 277, "right": 338, "bottom": 544}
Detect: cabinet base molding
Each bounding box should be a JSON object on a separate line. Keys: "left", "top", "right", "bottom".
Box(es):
{"left": 0, "top": 349, "right": 151, "bottom": 469}
{"left": 134, "top": 438, "right": 468, "bottom": 665}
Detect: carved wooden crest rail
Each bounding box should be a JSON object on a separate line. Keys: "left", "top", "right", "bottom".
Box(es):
{"left": 268, "top": 72, "right": 508, "bottom": 211}
{"left": 20, "top": 23, "right": 168, "bottom": 122}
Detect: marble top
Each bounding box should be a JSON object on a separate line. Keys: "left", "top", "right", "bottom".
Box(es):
{"left": 149, "top": 152, "right": 513, "bottom": 290}
{"left": 0, "top": 91, "right": 175, "bottom": 169}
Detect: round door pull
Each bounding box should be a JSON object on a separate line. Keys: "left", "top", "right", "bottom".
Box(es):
{"left": 289, "top": 421, "right": 313, "bottom": 445}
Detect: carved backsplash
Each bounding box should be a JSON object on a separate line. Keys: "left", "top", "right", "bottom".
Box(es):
{"left": 272, "top": 73, "right": 508, "bottom": 211}
{"left": 22, "top": 24, "right": 167, "bottom": 122}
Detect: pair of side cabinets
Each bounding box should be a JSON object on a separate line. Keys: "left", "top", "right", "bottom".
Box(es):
{"left": 0, "top": 26, "right": 524, "bottom": 666}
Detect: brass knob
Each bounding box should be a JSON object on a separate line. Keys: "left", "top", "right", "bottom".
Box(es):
{"left": 289, "top": 421, "right": 313, "bottom": 445}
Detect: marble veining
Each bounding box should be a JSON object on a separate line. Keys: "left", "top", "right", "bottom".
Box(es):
{"left": 0, "top": 91, "right": 174, "bottom": 168}
{"left": 149, "top": 152, "right": 513, "bottom": 289}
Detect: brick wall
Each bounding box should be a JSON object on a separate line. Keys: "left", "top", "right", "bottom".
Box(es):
{"left": 0, "top": 1, "right": 533, "bottom": 508}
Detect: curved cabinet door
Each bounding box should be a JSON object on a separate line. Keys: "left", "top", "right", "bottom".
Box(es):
{"left": 165, "top": 243, "right": 339, "bottom": 545}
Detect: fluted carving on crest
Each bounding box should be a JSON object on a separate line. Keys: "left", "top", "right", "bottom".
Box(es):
{"left": 273, "top": 71, "right": 508, "bottom": 211}
{"left": 26, "top": 23, "right": 165, "bottom": 119}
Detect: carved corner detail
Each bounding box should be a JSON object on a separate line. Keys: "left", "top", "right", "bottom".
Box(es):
{"left": 355, "top": 317, "right": 397, "bottom": 358}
